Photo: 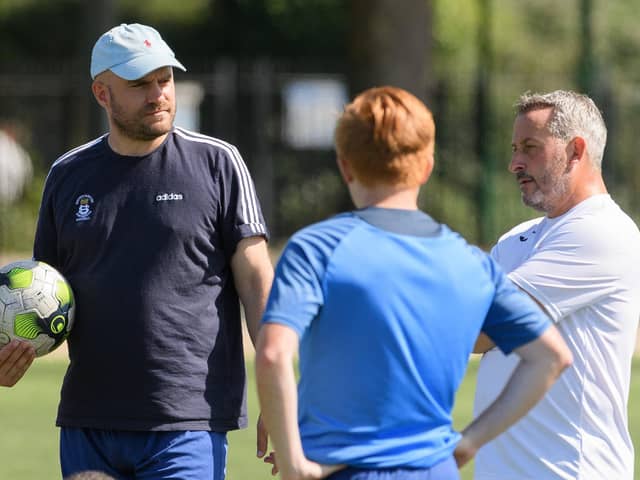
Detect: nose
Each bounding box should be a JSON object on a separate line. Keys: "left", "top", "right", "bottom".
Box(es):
{"left": 146, "top": 81, "right": 164, "bottom": 102}
{"left": 509, "top": 152, "right": 526, "bottom": 173}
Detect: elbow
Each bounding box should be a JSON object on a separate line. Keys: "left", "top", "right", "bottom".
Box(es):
{"left": 552, "top": 346, "right": 573, "bottom": 378}
{"left": 255, "top": 342, "right": 291, "bottom": 379}
{"left": 560, "top": 348, "right": 573, "bottom": 371}
{"left": 255, "top": 348, "right": 277, "bottom": 397}
{"left": 255, "top": 344, "right": 280, "bottom": 375}
{"left": 254, "top": 343, "right": 293, "bottom": 406}
{"left": 254, "top": 323, "right": 298, "bottom": 389}
{"left": 541, "top": 325, "right": 573, "bottom": 378}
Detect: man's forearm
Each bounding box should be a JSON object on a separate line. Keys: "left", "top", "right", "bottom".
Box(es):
{"left": 231, "top": 237, "right": 274, "bottom": 346}
{"left": 464, "top": 355, "right": 558, "bottom": 445}
{"left": 457, "top": 327, "right": 572, "bottom": 465}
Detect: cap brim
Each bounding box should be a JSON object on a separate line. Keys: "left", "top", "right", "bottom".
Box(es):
{"left": 109, "top": 54, "right": 186, "bottom": 81}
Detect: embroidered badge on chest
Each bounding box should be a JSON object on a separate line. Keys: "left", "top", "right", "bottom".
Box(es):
{"left": 75, "top": 194, "right": 95, "bottom": 222}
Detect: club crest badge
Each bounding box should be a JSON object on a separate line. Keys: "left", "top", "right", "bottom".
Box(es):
{"left": 75, "top": 194, "right": 95, "bottom": 222}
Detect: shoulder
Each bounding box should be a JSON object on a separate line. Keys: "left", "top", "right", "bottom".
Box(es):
{"left": 50, "top": 135, "right": 106, "bottom": 171}
{"left": 281, "top": 214, "right": 361, "bottom": 263}
{"left": 550, "top": 196, "right": 640, "bottom": 253}
{"left": 172, "top": 127, "right": 241, "bottom": 158}
{"left": 496, "top": 216, "right": 544, "bottom": 245}
{"left": 270, "top": 215, "right": 359, "bottom": 290}
{"left": 45, "top": 135, "right": 107, "bottom": 185}
{"left": 170, "top": 128, "right": 252, "bottom": 182}
{"left": 290, "top": 213, "right": 360, "bottom": 249}
{"left": 573, "top": 195, "right": 639, "bottom": 234}
{"left": 491, "top": 216, "right": 544, "bottom": 259}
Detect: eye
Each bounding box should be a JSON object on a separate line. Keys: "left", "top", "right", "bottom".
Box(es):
{"left": 512, "top": 143, "right": 537, "bottom": 154}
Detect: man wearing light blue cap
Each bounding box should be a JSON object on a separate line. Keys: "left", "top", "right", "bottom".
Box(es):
{"left": 90, "top": 23, "right": 186, "bottom": 81}
{"left": 32, "top": 23, "right": 274, "bottom": 479}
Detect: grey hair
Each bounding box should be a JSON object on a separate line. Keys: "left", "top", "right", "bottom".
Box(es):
{"left": 515, "top": 90, "right": 607, "bottom": 169}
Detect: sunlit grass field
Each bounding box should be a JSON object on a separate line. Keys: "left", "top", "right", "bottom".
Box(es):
{"left": 1, "top": 356, "right": 638, "bottom": 479}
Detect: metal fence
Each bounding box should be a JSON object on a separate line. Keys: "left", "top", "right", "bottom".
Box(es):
{"left": 2, "top": 59, "right": 640, "bottom": 252}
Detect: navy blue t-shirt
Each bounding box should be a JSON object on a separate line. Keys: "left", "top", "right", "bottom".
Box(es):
{"left": 33, "top": 127, "right": 268, "bottom": 431}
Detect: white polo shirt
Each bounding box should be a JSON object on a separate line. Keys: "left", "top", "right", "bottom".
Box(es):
{"left": 473, "top": 194, "right": 640, "bottom": 480}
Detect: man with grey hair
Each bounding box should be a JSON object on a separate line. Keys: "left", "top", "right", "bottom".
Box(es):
{"left": 472, "top": 90, "right": 640, "bottom": 479}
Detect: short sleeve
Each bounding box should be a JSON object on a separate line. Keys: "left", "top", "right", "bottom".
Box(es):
{"left": 218, "top": 144, "right": 269, "bottom": 258}
{"left": 477, "top": 249, "right": 552, "bottom": 354}
{"left": 261, "top": 233, "right": 326, "bottom": 338}
{"left": 33, "top": 170, "right": 59, "bottom": 266}
{"left": 507, "top": 218, "right": 617, "bottom": 322}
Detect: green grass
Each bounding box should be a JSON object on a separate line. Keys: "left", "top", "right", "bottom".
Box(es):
{"left": 1, "top": 357, "right": 639, "bottom": 479}
{"left": 0, "top": 357, "right": 64, "bottom": 478}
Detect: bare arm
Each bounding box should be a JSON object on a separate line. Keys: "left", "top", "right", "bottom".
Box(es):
{"left": 0, "top": 340, "right": 36, "bottom": 387}
{"left": 255, "top": 323, "right": 345, "bottom": 479}
{"left": 230, "top": 236, "right": 274, "bottom": 348}
{"left": 231, "top": 235, "right": 275, "bottom": 460}
{"left": 455, "top": 325, "right": 573, "bottom": 467}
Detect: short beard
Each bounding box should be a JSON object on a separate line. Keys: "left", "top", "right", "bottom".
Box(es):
{"left": 521, "top": 155, "right": 571, "bottom": 214}
{"left": 109, "top": 86, "right": 174, "bottom": 141}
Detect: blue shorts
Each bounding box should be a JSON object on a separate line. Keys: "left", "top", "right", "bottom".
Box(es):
{"left": 60, "top": 427, "right": 228, "bottom": 480}
{"left": 326, "top": 456, "right": 459, "bottom": 480}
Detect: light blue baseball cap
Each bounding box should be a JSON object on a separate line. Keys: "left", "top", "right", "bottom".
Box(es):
{"left": 90, "top": 23, "right": 186, "bottom": 80}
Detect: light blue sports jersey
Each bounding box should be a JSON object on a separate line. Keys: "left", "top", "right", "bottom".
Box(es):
{"left": 262, "top": 207, "right": 549, "bottom": 468}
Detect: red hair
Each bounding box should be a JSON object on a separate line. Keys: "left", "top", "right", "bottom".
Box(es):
{"left": 334, "top": 86, "right": 435, "bottom": 187}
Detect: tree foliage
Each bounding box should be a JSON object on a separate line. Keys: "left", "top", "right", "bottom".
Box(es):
{"left": 2, "top": 0, "right": 640, "bottom": 247}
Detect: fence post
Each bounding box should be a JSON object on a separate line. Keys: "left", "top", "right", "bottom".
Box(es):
{"left": 475, "top": 0, "right": 495, "bottom": 247}
{"left": 250, "top": 59, "right": 275, "bottom": 237}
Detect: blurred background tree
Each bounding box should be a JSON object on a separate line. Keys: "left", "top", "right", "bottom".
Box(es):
{"left": 1, "top": 0, "right": 640, "bottom": 253}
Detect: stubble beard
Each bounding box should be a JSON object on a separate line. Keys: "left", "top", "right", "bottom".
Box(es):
{"left": 109, "top": 88, "right": 175, "bottom": 142}
{"left": 521, "top": 154, "right": 571, "bottom": 214}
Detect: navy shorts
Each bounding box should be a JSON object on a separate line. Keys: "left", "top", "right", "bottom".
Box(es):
{"left": 327, "top": 456, "right": 459, "bottom": 480}
{"left": 60, "top": 427, "right": 228, "bottom": 480}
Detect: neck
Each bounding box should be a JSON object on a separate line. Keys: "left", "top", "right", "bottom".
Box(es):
{"left": 547, "top": 172, "right": 608, "bottom": 218}
{"left": 107, "top": 129, "right": 169, "bottom": 157}
{"left": 349, "top": 182, "right": 420, "bottom": 210}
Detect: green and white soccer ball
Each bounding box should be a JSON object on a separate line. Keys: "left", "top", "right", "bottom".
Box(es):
{"left": 0, "top": 260, "right": 75, "bottom": 357}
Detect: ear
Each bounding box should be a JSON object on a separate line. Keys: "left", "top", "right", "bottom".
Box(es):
{"left": 91, "top": 80, "right": 109, "bottom": 109}
{"left": 419, "top": 153, "right": 435, "bottom": 185}
{"left": 336, "top": 156, "right": 355, "bottom": 183}
{"left": 570, "top": 136, "right": 586, "bottom": 164}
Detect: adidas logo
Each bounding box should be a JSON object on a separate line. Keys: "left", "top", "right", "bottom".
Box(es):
{"left": 155, "top": 192, "right": 184, "bottom": 202}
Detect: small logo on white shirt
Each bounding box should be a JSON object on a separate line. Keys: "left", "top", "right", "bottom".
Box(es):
{"left": 519, "top": 229, "right": 536, "bottom": 242}
{"left": 155, "top": 192, "right": 184, "bottom": 202}
{"left": 75, "top": 194, "right": 94, "bottom": 222}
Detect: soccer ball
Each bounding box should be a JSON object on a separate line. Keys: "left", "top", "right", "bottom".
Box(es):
{"left": 0, "top": 260, "right": 75, "bottom": 357}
